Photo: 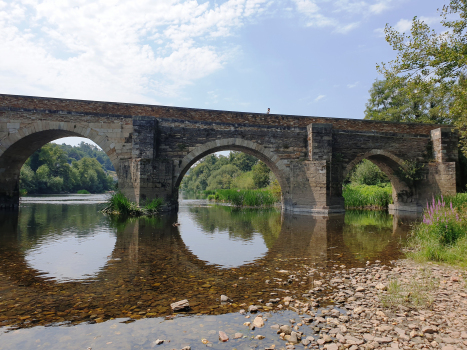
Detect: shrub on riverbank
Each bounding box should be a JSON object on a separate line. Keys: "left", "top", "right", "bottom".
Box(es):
{"left": 408, "top": 196, "right": 467, "bottom": 267}
{"left": 101, "top": 192, "right": 163, "bottom": 216}
{"left": 209, "top": 189, "right": 277, "bottom": 207}
{"left": 342, "top": 183, "right": 393, "bottom": 209}
{"left": 77, "top": 189, "right": 91, "bottom": 194}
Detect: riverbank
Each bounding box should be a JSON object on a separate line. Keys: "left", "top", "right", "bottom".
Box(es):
{"left": 228, "top": 259, "right": 467, "bottom": 350}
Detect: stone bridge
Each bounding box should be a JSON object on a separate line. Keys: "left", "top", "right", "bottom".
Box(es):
{"left": 0, "top": 94, "right": 459, "bottom": 212}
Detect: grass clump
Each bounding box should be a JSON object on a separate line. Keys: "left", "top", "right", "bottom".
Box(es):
{"left": 380, "top": 269, "right": 438, "bottom": 309}
{"left": 212, "top": 189, "right": 277, "bottom": 207}
{"left": 408, "top": 195, "right": 467, "bottom": 267}
{"left": 343, "top": 183, "right": 393, "bottom": 209}
{"left": 101, "top": 192, "right": 163, "bottom": 216}
{"left": 77, "top": 189, "right": 91, "bottom": 194}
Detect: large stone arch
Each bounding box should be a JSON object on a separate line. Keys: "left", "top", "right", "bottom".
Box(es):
{"left": 173, "top": 138, "right": 290, "bottom": 200}
{"left": 343, "top": 149, "right": 412, "bottom": 205}
{"left": 0, "top": 121, "right": 119, "bottom": 208}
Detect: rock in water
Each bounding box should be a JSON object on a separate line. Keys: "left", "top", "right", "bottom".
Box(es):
{"left": 220, "top": 295, "right": 230, "bottom": 302}
{"left": 248, "top": 305, "right": 258, "bottom": 313}
{"left": 170, "top": 299, "right": 189, "bottom": 311}
{"left": 253, "top": 315, "right": 265, "bottom": 328}
{"left": 219, "top": 331, "right": 229, "bottom": 342}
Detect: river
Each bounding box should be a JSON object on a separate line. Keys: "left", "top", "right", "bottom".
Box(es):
{"left": 0, "top": 194, "right": 419, "bottom": 349}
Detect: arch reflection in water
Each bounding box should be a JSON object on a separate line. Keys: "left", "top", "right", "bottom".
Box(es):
{"left": 0, "top": 200, "right": 417, "bottom": 331}
{"left": 18, "top": 201, "right": 117, "bottom": 282}
{"left": 179, "top": 204, "right": 281, "bottom": 267}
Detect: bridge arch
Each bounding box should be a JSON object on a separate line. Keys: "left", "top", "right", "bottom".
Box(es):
{"left": 0, "top": 122, "right": 119, "bottom": 207}
{"left": 173, "top": 138, "right": 290, "bottom": 196}
{"left": 343, "top": 149, "right": 411, "bottom": 203}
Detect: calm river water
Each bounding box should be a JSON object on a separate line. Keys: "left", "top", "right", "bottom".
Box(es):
{"left": 0, "top": 195, "right": 419, "bottom": 349}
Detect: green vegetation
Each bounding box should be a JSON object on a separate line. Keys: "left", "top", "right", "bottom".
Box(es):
{"left": 181, "top": 152, "right": 277, "bottom": 192}
{"left": 20, "top": 142, "right": 115, "bottom": 195}
{"left": 343, "top": 183, "right": 393, "bottom": 209}
{"left": 366, "top": 0, "right": 466, "bottom": 151}
{"left": 101, "top": 192, "right": 163, "bottom": 217}
{"left": 77, "top": 189, "right": 91, "bottom": 194}
{"left": 208, "top": 189, "right": 277, "bottom": 207}
{"left": 408, "top": 195, "right": 467, "bottom": 267}
{"left": 181, "top": 152, "right": 281, "bottom": 207}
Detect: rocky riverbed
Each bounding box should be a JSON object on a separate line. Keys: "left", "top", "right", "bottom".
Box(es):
{"left": 222, "top": 260, "right": 467, "bottom": 350}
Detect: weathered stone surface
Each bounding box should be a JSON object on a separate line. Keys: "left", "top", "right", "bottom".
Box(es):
{"left": 170, "top": 299, "right": 189, "bottom": 311}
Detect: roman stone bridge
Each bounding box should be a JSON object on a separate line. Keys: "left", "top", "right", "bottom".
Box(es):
{"left": 0, "top": 94, "right": 459, "bottom": 212}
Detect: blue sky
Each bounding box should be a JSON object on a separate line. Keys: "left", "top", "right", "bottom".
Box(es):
{"left": 0, "top": 0, "right": 446, "bottom": 146}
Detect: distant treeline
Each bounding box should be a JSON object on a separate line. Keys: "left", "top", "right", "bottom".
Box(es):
{"left": 20, "top": 142, "right": 115, "bottom": 195}
{"left": 180, "top": 152, "right": 281, "bottom": 196}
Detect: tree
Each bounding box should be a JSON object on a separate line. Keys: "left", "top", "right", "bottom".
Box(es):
{"left": 374, "top": 0, "right": 467, "bottom": 146}
{"left": 252, "top": 161, "right": 271, "bottom": 188}
{"left": 348, "top": 160, "right": 389, "bottom": 186}
{"left": 365, "top": 78, "right": 452, "bottom": 124}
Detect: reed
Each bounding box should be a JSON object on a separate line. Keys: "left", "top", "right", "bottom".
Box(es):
{"left": 343, "top": 183, "right": 393, "bottom": 209}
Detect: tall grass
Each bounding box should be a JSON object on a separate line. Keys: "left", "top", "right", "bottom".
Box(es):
{"left": 101, "top": 192, "right": 163, "bottom": 216}
{"left": 211, "top": 189, "right": 277, "bottom": 207}
{"left": 343, "top": 183, "right": 393, "bottom": 209}
{"left": 408, "top": 195, "right": 467, "bottom": 267}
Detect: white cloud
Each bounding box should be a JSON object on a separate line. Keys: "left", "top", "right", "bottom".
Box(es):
{"left": 347, "top": 81, "right": 359, "bottom": 88}
{"left": 0, "top": 0, "right": 267, "bottom": 102}
{"left": 314, "top": 94, "right": 326, "bottom": 102}
{"left": 394, "top": 18, "right": 413, "bottom": 33}
{"left": 293, "top": 0, "right": 392, "bottom": 34}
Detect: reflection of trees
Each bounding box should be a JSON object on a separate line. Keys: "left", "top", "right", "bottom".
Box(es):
{"left": 17, "top": 203, "right": 112, "bottom": 250}
{"left": 188, "top": 205, "right": 282, "bottom": 248}
{"left": 343, "top": 211, "right": 393, "bottom": 262}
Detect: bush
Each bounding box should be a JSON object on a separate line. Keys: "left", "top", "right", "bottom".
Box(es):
{"left": 348, "top": 159, "right": 389, "bottom": 185}
{"left": 408, "top": 196, "right": 467, "bottom": 267}
{"left": 102, "top": 193, "right": 163, "bottom": 216}
{"left": 77, "top": 189, "right": 91, "bottom": 194}
{"left": 343, "top": 183, "right": 393, "bottom": 209}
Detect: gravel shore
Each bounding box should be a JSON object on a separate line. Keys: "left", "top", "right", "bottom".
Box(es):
{"left": 248, "top": 260, "right": 467, "bottom": 350}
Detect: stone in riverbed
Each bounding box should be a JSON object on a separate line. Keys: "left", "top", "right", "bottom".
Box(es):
{"left": 219, "top": 331, "right": 229, "bottom": 342}
{"left": 181, "top": 347, "right": 191, "bottom": 350}
{"left": 234, "top": 333, "right": 243, "bottom": 339}
{"left": 152, "top": 339, "right": 164, "bottom": 346}
{"left": 170, "top": 300, "right": 189, "bottom": 311}
{"left": 253, "top": 315, "right": 265, "bottom": 328}
{"left": 288, "top": 331, "right": 300, "bottom": 344}
{"left": 220, "top": 295, "right": 230, "bottom": 302}
{"left": 422, "top": 325, "right": 438, "bottom": 334}
{"left": 248, "top": 305, "right": 258, "bottom": 313}
{"left": 375, "top": 283, "right": 387, "bottom": 291}
{"left": 255, "top": 335, "right": 265, "bottom": 340}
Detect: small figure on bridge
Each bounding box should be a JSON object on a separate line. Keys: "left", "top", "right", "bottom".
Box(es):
{"left": 267, "top": 108, "right": 270, "bottom": 114}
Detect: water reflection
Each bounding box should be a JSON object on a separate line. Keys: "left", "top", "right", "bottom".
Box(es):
{"left": 180, "top": 205, "right": 281, "bottom": 267}
{"left": 0, "top": 198, "right": 419, "bottom": 332}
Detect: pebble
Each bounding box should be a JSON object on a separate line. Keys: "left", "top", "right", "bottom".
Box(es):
{"left": 218, "top": 331, "right": 229, "bottom": 342}
{"left": 220, "top": 295, "right": 230, "bottom": 302}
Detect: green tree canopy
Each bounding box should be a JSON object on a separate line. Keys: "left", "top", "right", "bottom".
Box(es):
{"left": 372, "top": 0, "right": 467, "bottom": 148}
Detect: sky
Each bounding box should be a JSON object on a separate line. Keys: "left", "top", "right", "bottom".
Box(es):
{"left": 0, "top": 0, "right": 447, "bottom": 148}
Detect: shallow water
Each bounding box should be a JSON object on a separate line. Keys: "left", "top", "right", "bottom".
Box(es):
{"left": 0, "top": 195, "right": 419, "bottom": 349}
